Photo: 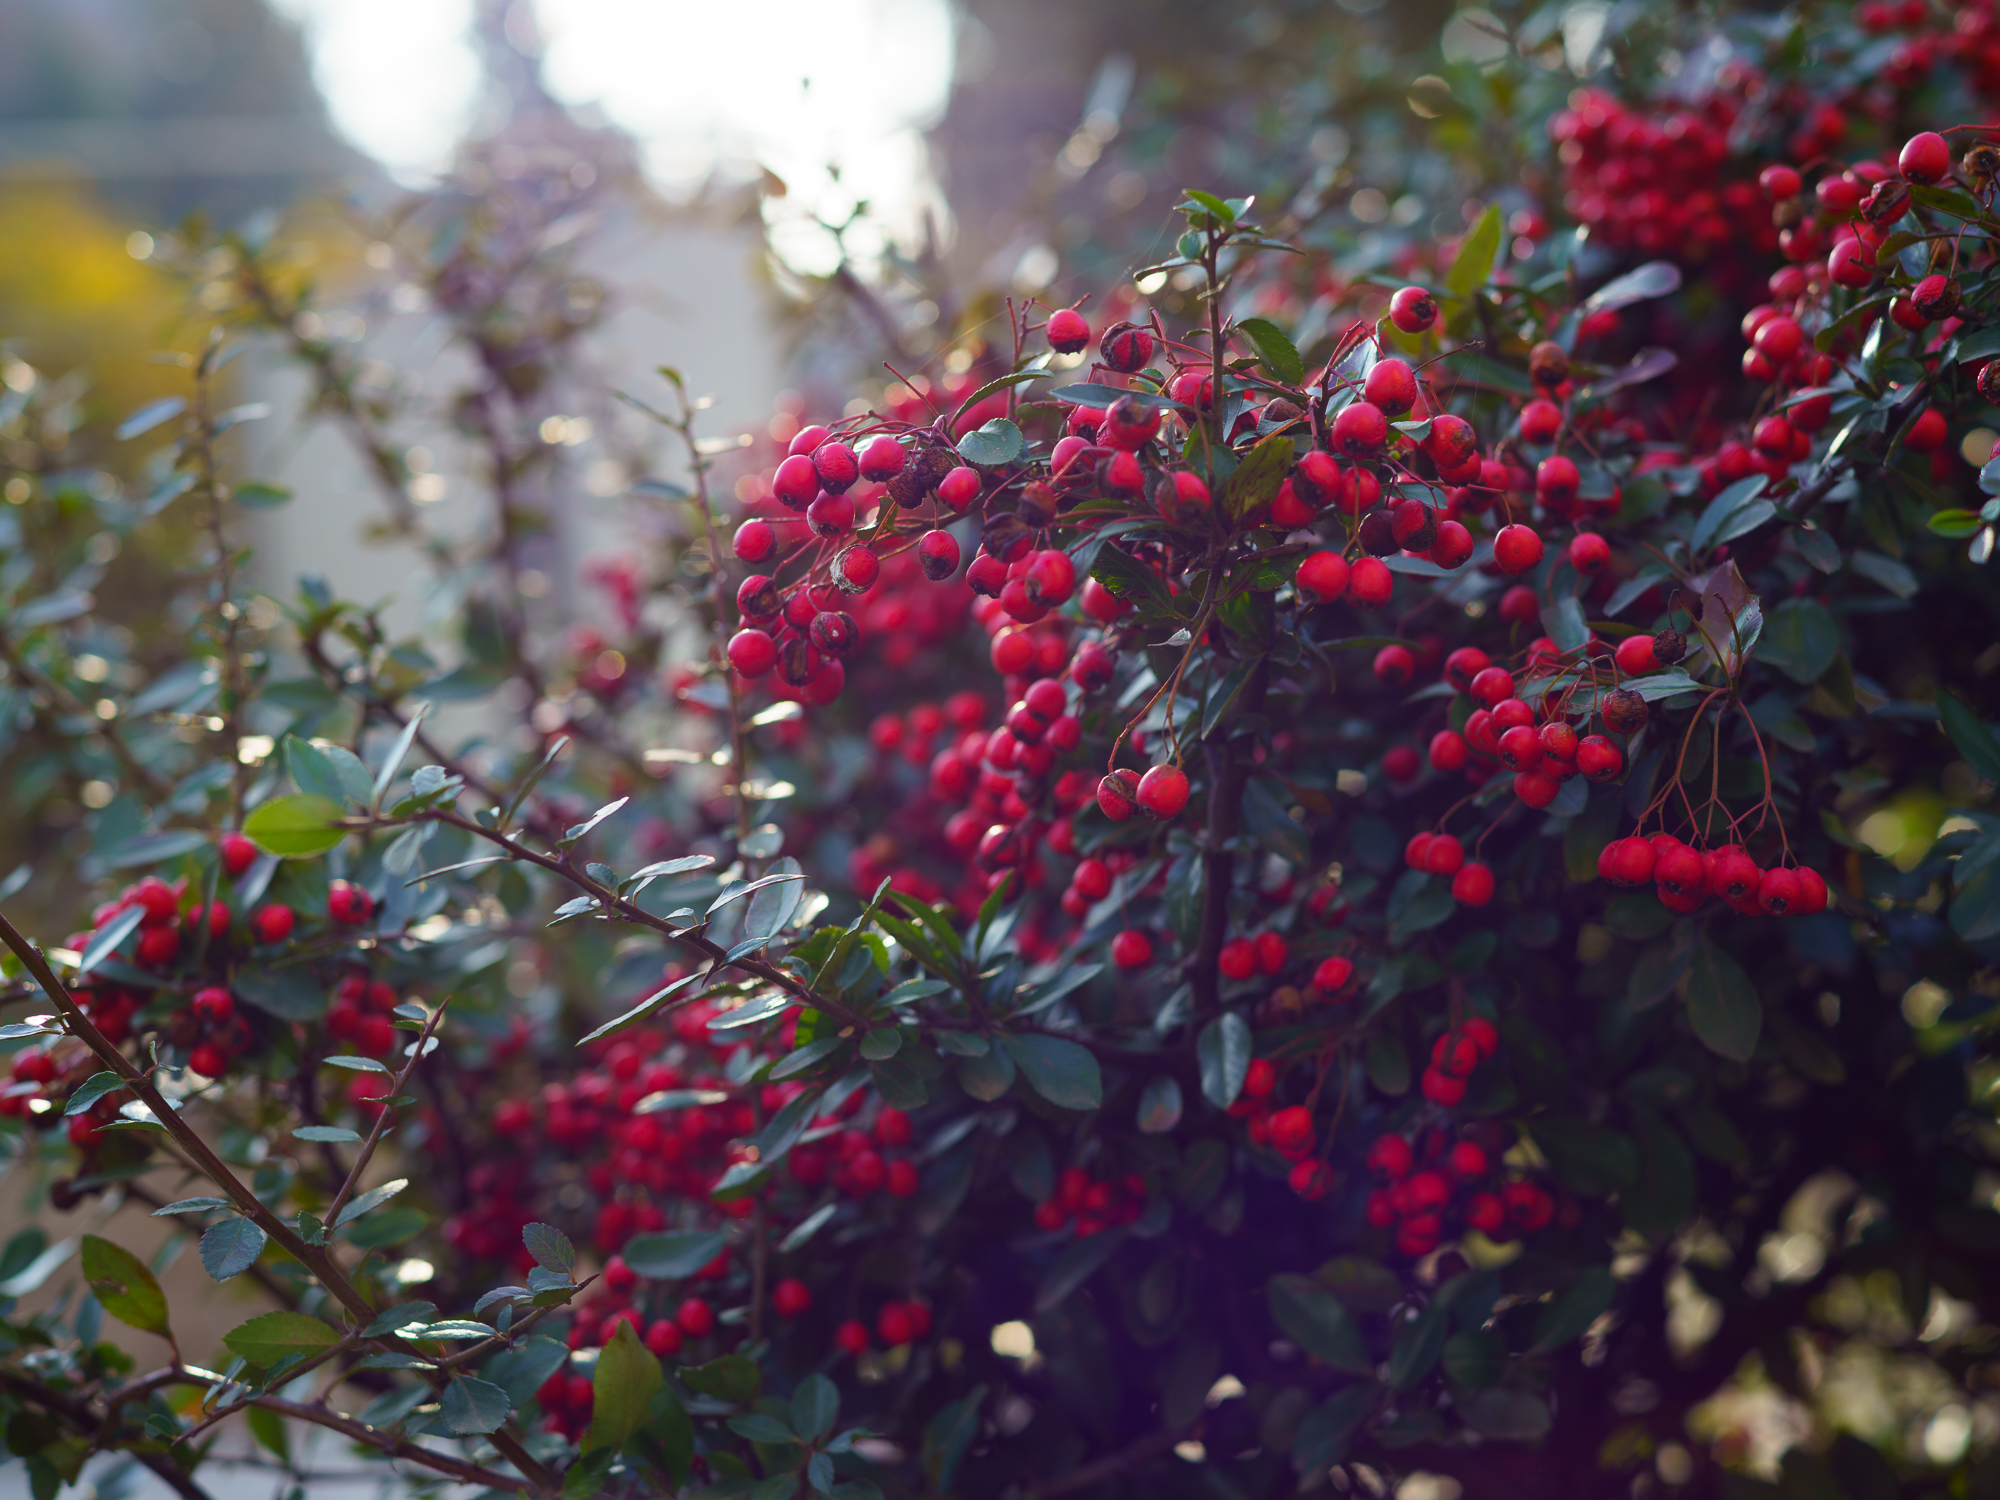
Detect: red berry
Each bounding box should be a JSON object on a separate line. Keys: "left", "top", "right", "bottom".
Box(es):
{"left": 1363, "top": 358, "right": 1417, "bottom": 414}
{"left": 1096, "top": 769, "right": 1141, "bottom": 821}
{"left": 1469, "top": 666, "right": 1515, "bottom": 708}
{"left": 1576, "top": 735, "right": 1623, "bottom": 781}
{"left": 1382, "top": 745, "right": 1420, "bottom": 783}
{"left": 1255, "top": 931, "right": 1288, "bottom": 976}
{"left": 1388, "top": 285, "right": 1438, "bottom": 333}
{"left": 1498, "top": 585, "right": 1539, "bottom": 625}
{"left": 1046, "top": 307, "right": 1090, "bottom": 352}
{"left": 676, "top": 1297, "right": 715, "bottom": 1338}
{"left": 1898, "top": 131, "right": 1950, "bottom": 185}
{"left": 1759, "top": 164, "right": 1802, "bottom": 200}
{"left": 219, "top": 833, "right": 257, "bottom": 877}
{"left": 1451, "top": 862, "right": 1495, "bottom": 907}
{"left": 1330, "top": 401, "right": 1388, "bottom": 456}
{"left": 1520, "top": 400, "right": 1562, "bottom": 446}
{"left": 727, "top": 628, "right": 778, "bottom": 678}
{"left": 835, "top": 1319, "right": 870, "bottom": 1356}
{"left": 833, "top": 545, "right": 879, "bottom": 593}
{"left": 1312, "top": 956, "right": 1354, "bottom": 993}
{"left": 938, "top": 466, "right": 981, "bottom": 509}
{"left": 1111, "top": 930, "right": 1154, "bottom": 969}
{"left": 1827, "top": 237, "right": 1875, "bottom": 289}
{"left": 1598, "top": 836, "right": 1656, "bottom": 887}
{"left": 1568, "top": 532, "right": 1610, "bottom": 575}
{"left": 1905, "top": 409, "right": 1948, "bottom": 452}
{"left": 773, "top": 453, "right": 818, "bottom": 509}
{"left": 1493, "top": 524, "right": 1544, "bottom": 575}
{"left": 1430, "top": 520, "right": 1473, "bottom": 570}
{"left": 1295, "top": 551, "right": 1350, "bottom": 605}
{"left": 1793, "top": 867, "right": 1829, "bottom": 914}
{"left": 136, "top": 925, "right": 180, "bottom": 967}
{"left": 1103, "top": 395, "right": 1162, "bottom": 451}
{"left": 812, "top": 441, "right": 859, "bottom": 494}
{"left": 1708, "top": 849, "right": 1762, "bottom": 902}
{"left": 1428, "top": 731, "right": 1468, "bottom": 772}
{"left": 1244, "top": 1058, "right": 1277, "bottom": 1098}
{"left": 1513, "top": 771, "right": 1559, "bottom": 809}
{"left": 1348, "top": 557, "right": 1393, "bottom": 608}
{"left": 1421, "top": 1067, "right": 1467, "bottom": 1105}
{"left": 1536, "top": 455, "right": 1579, "bottom": 508}
{"left": 1614, "top": 635, "right": 1659, "bottom": 676}
{"left": 188, "top": 1043, "right": 227, "bottom": 1079}
{"left": 645, "top": 1319, "right": 683, "bottom": 1356}
{"left": 1025, "top": 549, "right": 1077, "bottom": 607}
{"left": 1425, "top": 835, "right": 1465, "bottom": 876}
{"left": 1373, "top": 644, "right": 1414, "bottom": 687}
{"left": 327, "top": 881, "right": 373, "bottom": 927}
{"left": 877, "top": 1303, "right": 917, "bottom": 1346}
{"left": 251, "top": 903, "right": 295, "bottom": 944}
{"left": 1268, "top": 1105, "right": 1314, "bottom": 1157}
{"left": 858, "top": 434, "right": 906, "bottom": 482}
{"left": 1218, "top": 939, "right": 1257, "bottom": 981}
{"left": 191, "top": 986, "right": 233, "bottom": 1024}
{"left": 1446, "top": 1141, "right": 1488, "bottom": 1181}
{"left": 733, "top": 518, "right": 776, "bottom": 562}
{"left": 772, "top": 1278, "right": 813, "bottom": 1318}
{"left": 1367, "top": 1133, "right": 1413, "bottom": 1179}
{"left": 1136, "top": 765, "right": 1189, "bottom": 819}
{"left": 916, "top": 529, "right": 961, "bottom": 581}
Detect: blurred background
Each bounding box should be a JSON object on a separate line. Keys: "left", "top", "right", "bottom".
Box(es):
{"left": 0, "top": 0, "right": 1479, "bottom": 636}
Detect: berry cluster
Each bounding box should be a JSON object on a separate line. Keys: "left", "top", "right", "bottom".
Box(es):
{"left": 1363, "top": 1124, "right": 1556, "bottom": 1259}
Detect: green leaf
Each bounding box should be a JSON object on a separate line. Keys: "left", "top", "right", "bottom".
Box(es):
{"left": 1221, "top": 432, "right": 1294, "bottom": 521}
{"left": 999, "top": 1034, "right": 1101, "bottom": 1111}
{"left": 1577, "top": 260, "right": 1681, "bottom": 317}
{"left": 680, "top": 1353, "right": 760, "bottom": 1404}
{"left": 1529, "top": 1265, "right": 1615, "bottom": 1353}
{"left": 1930, "top": 508, "right": 1987, "bottom": 539}
{"left": 80, "top": 1235, "right": 169, "bottom": 1337}
{"left": 1385, "top": 1300, "right": 1449, "bottom": 1390}
{"left": 333, "top": 1177, "right": 409, "bottom": 1228}
{"left": 150, "top": 1197, "right": 232, "bottom": 1216}
{"left": 1445, "top": 203, "right": 1503, "bottom": 301}
{"left": 1035, "top": 1226, "right": 1128, "bottom": 1311}
{"left": 223, "top": 1311, "right": 342, "bottom": 1369}
{"left": 956, "top": 418, "right": 1025, "bottom": 467}
{"left": 1758, "top": 598, "right": 1840, "bottom": 684}
{"left": 1684, "top": 936, "right": 1760, "bottom": 1063}
{"left": 364, "top": 1301, "right": 438, "bottom": 1337}
{"left": 1267, "top": 1274, "right": 1371, "bottom": 1375}
{"left": 1197, "top": 1013, "right": 1252, "bottom": 1108}
{"left": 1292, "top": 1384, "right": 1375, "bottom": 1471}
{"left": 116, "top": 396, "right": 185, "bottom": 442}
{"left": 232, "top": 480, "right": 294, "bottom": 508}
{"left": 584, "top": 1319, "right": 663, "bottom": 1452}
{"left": 199, "top": 1218, "right": 267, "bottom": 1282}
{"left": 563, "top": 1449, "right": 616, "bottom": 1500}
{"left": 441, "top": 1375, "right": 512, "bottom": 1436}
{"left": 957, "top": 1046, "right": 1016, "bottom": 1101}
{"left": 1182, "top": 187, "right": 1236, "bottom": 224}
{"left": 243, "top": 794, "right": 347, "bottom": 857}
{"left": 1236, "top": 317, "right": 1304, "bottom": 385}
{"left": 1939, "top": 691, "right": 2000, "bottom": 784}
{"left": 791, "top": 1373, "right": 839, "bottom": 1443}
{"left": 1951, "top": 863, "right": 2000, "bottom": 943}
{"left": 1690, "top": 475, "right": 1769, "bottom": 555}
{"left": 64, "top": 1072, "right": 123, "bottom": 1117}
{"left": 622, "top": 1229, "right": 728, "bottom": 1280}
{"left": 293, "top": 1125, "right": 360, "bottom": 1144}
{"left": 522, "top": 1223, "right": 574, "bottom": 1275}
{"left": 78, "top": 906, "right": 144, "bottom": 976}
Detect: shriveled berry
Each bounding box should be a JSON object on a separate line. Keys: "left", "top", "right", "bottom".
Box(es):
{"left": 833, "top": 544, "right": 879, "bottom": 592}
{"left": 1602, "top": 687, "right": 1648, "bottom": 735}
{"left": 1099, "top": 321, "right": 1155, "bottom": 373}
{"left": 1097, "top": 769, "right": 1141, "bottom": 821}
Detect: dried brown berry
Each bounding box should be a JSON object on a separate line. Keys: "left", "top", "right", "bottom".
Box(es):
{"left": 1529, "top": 341, "right": 1570, "bottom": 390}
{"left": 1860, "top": 179, "right": 1911, "bottom": 224}
{"left": 1652, "top": 628, "right": 1687, "bottom": 665}
{"left": 1602, "top": 687, "right": 1648, "bottom": 735}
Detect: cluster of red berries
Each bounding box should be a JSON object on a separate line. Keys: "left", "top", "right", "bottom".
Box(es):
{"left": 1032, "top": 1165, "right": 1149, "bottom": 1235}
{"left": 1597, "top": 834, "right": 1830, "bottom": 916}
{"left": 1552, "top": 86, "right": 1773, "bottom": 262}
{"left": 325, "top": 975, "right": 405, "bottom": 1057}
{"left": 1363, "top": 1124, "right": 1555, "bottom": 1259}
{"left": 835, "top": 1297, "right": 934, "bottom": 1355}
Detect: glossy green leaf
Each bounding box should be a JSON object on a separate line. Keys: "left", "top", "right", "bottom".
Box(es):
{"left": 80, "top": 1235, "right": 169, "bottom": 1337}
{"left": 243, "top": 794, "right": 346, "bottom": 857}
{"left": 584, "top": 1319, "right": 662, "bottom": 1452}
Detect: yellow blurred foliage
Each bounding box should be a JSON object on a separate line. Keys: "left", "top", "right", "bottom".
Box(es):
{"left": 0, "top": 180, "right": 183, "bottom": 454}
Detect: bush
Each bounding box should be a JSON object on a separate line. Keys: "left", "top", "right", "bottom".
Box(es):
{"left": 4, "top": 6, "right": 2000, "bottom": 1498}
